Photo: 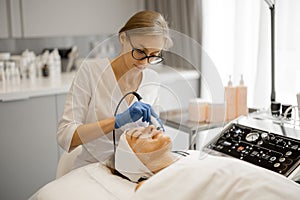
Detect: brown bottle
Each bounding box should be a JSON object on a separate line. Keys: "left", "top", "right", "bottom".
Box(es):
{"left": 42, "top": 64, "right": 49, "bottom": 77}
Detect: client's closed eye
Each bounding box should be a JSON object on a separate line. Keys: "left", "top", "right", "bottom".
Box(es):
{"left": 129, "top": 129, "right": 144, "bottom": 139}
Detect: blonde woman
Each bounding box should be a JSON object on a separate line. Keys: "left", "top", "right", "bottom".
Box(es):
{"left": 57, "top": 10, "right": 172, "bottom": 170}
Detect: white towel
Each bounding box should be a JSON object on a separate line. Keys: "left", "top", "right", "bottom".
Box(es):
{"left": 115, "top": 133, "right": 154, "bottom": 182}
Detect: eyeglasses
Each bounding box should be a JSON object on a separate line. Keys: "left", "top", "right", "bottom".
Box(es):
{"left": 127, "top": 35, "right": 164, "bottom": 65}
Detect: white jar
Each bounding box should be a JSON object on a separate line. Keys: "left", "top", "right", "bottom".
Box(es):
{"left": 188, "top": 98, "right": 208, "bottom": 122}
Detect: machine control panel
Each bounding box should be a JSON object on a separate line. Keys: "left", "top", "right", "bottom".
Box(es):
{"left": 205, "top": 123, "right": 300, "bottom": 177}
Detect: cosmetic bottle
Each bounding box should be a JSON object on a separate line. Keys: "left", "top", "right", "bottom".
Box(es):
{"left": 42, "top": 64, "right": 49, "bottom": 77}
{"left": 225, "top": 76, "right": 236, "bottom": 121}
{"left": 236, "top": 75, "right": 248, "bottom": 116}
{"left": 0, "top": 62, "right": 5, "bottom": 82}
{"left": 53, "top": 48, "right": 61, "bottom": 77}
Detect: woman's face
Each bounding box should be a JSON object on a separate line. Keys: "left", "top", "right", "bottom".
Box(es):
{"left": 121, "top": 34, "right": 165, "bottom": 71}
{"left": 126, "top": 125, "right": 171, "bottom": 154}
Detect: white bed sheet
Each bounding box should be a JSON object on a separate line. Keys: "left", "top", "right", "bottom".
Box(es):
{"left": 30, "top": 151, "right": 300, "bottom": 200}
{"left": 29, "top": 163, "right": 136, "bottom": 200}
{"left": 133, "top": 151, "right": 300, "bottom": 200}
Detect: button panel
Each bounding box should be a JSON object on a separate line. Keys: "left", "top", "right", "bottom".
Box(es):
{"left": 205, "top": 123, "right": 300, "bottom": 177}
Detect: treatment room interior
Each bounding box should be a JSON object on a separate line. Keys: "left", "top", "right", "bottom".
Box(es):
{"left": 0, "top": 0, "right": 300, "bottom": 199}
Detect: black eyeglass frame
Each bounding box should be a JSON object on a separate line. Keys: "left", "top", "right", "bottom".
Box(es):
{"left": 126, "top": 34, "right": 164, "bottom": 65}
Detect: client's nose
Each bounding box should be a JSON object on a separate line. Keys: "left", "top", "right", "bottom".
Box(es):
{"left": 145, "top": 125, "right": 155, "bottom": 132}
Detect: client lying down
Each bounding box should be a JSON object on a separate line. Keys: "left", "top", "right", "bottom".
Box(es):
{"left": 31, "top": 125, "right": 300, "bottom": 200}
{"left": 114, "top": 125, "right": 300, "bottom": 199}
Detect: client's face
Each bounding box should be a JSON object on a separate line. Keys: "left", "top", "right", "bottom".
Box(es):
{"left": 125, "top": 125, "right": 173, "bottom": 172}
{"left": 126, "top": 125, "right": 172, "bottom": 154}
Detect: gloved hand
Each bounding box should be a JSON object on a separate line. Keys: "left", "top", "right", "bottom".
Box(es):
{"left": 115, "top": 101, "right": 157, "bottom": 129}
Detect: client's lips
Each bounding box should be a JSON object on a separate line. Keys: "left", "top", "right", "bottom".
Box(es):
{"left": 152, "top": 131, "right": 163, "bottom": 139}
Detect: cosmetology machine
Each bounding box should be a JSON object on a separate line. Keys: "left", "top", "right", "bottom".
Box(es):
{"left": 204, "top": 115, "right": 300, "bottom": 180}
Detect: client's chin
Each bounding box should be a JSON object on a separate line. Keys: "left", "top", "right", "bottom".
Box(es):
{"left": 143, "top": 144, "right": 179, "bottom": 174}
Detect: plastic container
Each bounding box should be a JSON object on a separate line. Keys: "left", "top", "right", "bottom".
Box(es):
{"left": 0, "top": 53, "right": 11, "bottom": 82}
{"left": 47, "top": 53, "right": 55, "bottom": 78}
{"left": 236, "top": 75, "right": 248, "bottom": 116}
{"left": 0, "top": 52, "right": 10, "bottom": 61}
{"left": 0, "top": 61, "right": 5, "bottom": 82}
{"left": 53, "top": 48, "right": 62, "bottom": 76}
{"left": 207, "top": 103, "right": 226, "bottom": 123}
{"left": 224, "top": 76, "right": 236, "bottom": 120}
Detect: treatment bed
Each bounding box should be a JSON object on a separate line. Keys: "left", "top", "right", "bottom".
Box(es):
{"left": 30, "top": 151, "right": 300, "bottom": 200}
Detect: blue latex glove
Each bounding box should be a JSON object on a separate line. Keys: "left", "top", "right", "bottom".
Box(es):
{"left": 115, "top": 101, "right": 154, "bottom": 129}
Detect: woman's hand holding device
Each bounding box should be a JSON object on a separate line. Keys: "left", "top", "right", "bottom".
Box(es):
{"left": 115, "top": 101, "right": 161, "bottom": 128}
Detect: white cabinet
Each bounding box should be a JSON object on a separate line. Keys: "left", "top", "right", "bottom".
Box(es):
{"left": 0, "top": 0, "right": 9, "bottom": 38}
{"left": 0, "top": 96, "right": 58, "bottom": 200}
{"left": 0, "top": 93, "right": 68, "bottom": 199}
{"left": 21, "top": 0, "right": 143, "bottom": 37}
{"left": 0, "top": 0, "right": 22, "bottom": 38}
{"left": 1, "top": 0, "right": 144, "bottom": 38}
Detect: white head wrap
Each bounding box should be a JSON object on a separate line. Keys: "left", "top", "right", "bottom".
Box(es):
{"left": 115, "top": 133, "right": 154, "bottom": 182}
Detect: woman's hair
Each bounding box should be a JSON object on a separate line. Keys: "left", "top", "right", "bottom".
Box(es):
{"left": 119, "top": 10, "right": 173, "bottom": 49}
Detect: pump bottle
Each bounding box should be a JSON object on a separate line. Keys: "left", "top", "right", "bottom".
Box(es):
{"left": 236, "top": 75, "right": 248, "bottom": 116}
{"left": 225, "top": 75, "right": 236, "bottom": 121}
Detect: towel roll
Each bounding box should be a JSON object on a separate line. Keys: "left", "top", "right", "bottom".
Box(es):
{"left": 188, "top": 98, "right": 208, "bottom": 122}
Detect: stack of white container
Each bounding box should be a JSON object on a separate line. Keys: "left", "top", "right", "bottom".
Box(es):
{"left": 0, "top": 52, "right": 21, "bottom": 83}
{"left": 0, "top": 49, "right": 62, "bottom": 84}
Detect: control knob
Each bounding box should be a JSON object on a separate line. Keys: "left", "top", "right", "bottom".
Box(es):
{"left": 261, "top": 132, "right": 269, "bottom": 140}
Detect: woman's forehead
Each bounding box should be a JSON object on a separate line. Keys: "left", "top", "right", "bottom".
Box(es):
{"left": 130, "top": 35, "right": 164, "bottom": 49}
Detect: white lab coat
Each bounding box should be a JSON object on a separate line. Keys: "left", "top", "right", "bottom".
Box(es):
{"left": 57, "top": 58, "right": 160, "bottom": 169}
